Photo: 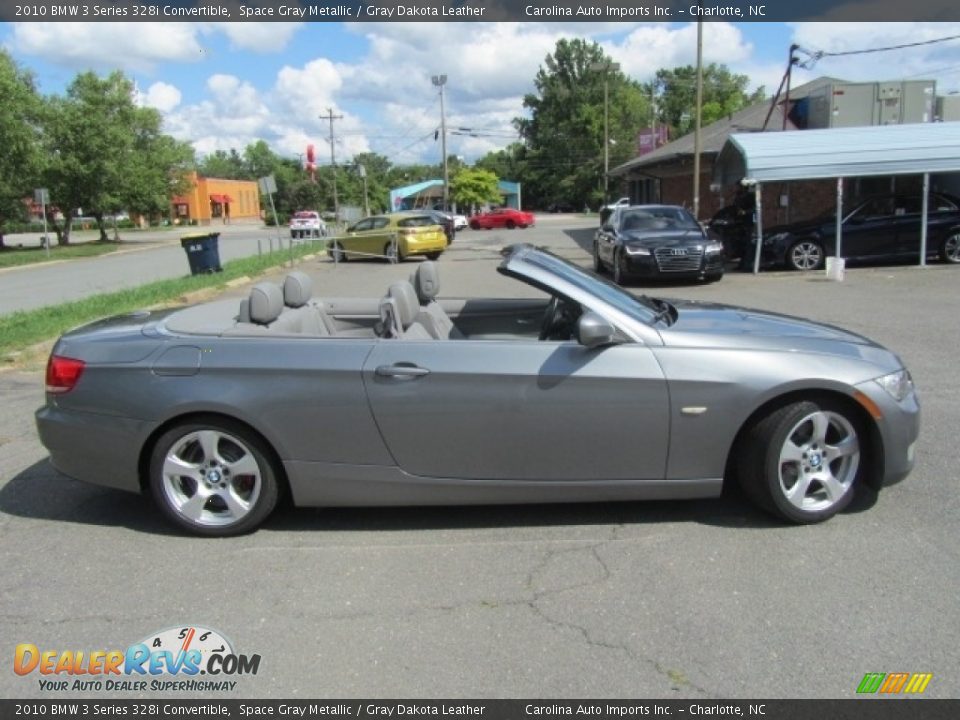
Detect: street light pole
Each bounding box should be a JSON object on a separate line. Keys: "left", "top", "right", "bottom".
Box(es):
{"left": 432, "top": 74, "right": 449, "bottom": 210}
{"left": 693, "top": 19, "right": 704, "bottom": 219}
{"left": 589, "top": 61, "right": 620, "bottom": 204}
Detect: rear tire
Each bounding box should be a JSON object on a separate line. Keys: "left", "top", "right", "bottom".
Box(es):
{"left": 329, "top": 242, "right": 347, "bottom": 263}
{"left": 940, "top": 231, "right": 960, "bottom": 263}
{"left": 149, "top": 418, "right": 280, "bottom": 536}
{"left": 737, "top": 399, "right": 863, "bottom": 524}
{"left": 506, "top": 220, "right": 516, "bottom": 229}
{"left": 384, "top": 242, "right": 402, "bottom": 263}
{"left": 426, "top": 251, "right": 442, "bottom": 260}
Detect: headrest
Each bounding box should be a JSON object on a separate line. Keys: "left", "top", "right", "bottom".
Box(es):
{"left": 410, "top": 261, "right": 440, "bottom": 303}
{"left": 283, "top": 271, "right": 312, "bottom": 308}
{"left": 249, "top": 283, "right": 283, "bottom": 325}
{"left": 388, "top": 281, "right": 420, "bottom": 329}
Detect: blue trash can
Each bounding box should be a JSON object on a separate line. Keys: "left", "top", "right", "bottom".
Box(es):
{"left": 180, "top": 233, "right": 222, "bottom": 274}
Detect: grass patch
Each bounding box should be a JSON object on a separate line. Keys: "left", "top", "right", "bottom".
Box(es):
{"left": 0, "top": 239, "right": 327, "bottom": 360}
{"left": 0, "top": 241, "right": 127, "bottom": 269}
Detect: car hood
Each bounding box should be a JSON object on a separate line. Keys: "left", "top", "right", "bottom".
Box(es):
{"left": 656, "top": 299, "right": 900, "bottom": 370}
{"left": 622, "top": 229, "right": 705, "bottom": 248}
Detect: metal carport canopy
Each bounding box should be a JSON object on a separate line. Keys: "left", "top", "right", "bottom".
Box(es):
{"left": 714, "top": 121, "right": 960, "bottom": 274}
{"left": 716, "top": 121, "right": 960, "bottom": 184}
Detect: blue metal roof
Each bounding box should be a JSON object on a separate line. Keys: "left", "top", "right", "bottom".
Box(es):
{"left": 716, "top": 122, "right": 960, "bottom": 184}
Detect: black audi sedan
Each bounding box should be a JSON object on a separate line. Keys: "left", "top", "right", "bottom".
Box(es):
{"left": 593, "top": 204, "right": 724, "bottom": 284}
{"left": 755, "top": 192, "right": 960, "bottom": 271}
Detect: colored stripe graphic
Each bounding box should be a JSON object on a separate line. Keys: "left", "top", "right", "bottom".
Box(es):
{"left": 857, "top": 672, "right": 933, "bottom": 694}
{"left": 857, "top": 673, "right": 885, "bottom": 693}
{"left": 903, "top": 673, "right": 933, "bottom": 694}
{"left": 880, "top": 673, "right": 910, "bottom": 693}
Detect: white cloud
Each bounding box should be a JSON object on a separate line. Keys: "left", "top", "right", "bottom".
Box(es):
{"left": 8, "top": 22, "right": 205, "bottom": 73}
{"left": 217, "top": 22, "right": 303, "bottom": 54}
{"left": 141, "top": 81, "right": 182, "bottom": 113}
{"left": 6, "top": 21, "right": 304, "bottom": 75}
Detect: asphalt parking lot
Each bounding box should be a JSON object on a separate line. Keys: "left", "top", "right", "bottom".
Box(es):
{"left": 1, "top": 216, "right": 957, "bottom": 699}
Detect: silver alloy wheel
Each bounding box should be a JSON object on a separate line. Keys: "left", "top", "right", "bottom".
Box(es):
{"left": 777, "top": 410, "right": 859, "bottom": 513}
{"left": 384, "top": 242, "right": 398, "bottom": 263}
{"left": 789, "top": 241, "right": 823, "bottom": 271}
{"left": 161, "top": 429, "right": 263, "bottom": 528}
{"left": 943, "top": 232, "right": 960, "bottom": 263}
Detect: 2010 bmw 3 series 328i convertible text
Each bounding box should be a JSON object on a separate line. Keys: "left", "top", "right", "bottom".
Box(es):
{"left": 36, "top": 245, "right": 919, "bottom": 536}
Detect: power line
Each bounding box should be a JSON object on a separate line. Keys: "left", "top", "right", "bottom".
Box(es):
{"left": 796, "top": 34, "right": 960, "bottom": 69}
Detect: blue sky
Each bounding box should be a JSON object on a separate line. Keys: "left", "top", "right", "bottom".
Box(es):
{"left": 3, "top": 21, "right": 959, "bottom": 166}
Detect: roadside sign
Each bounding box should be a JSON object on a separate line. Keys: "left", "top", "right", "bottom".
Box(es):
{"left": 34, "top": 188, "right": 49, "bottom": 205}
{"left": 258, "top": 175, "right": 277, "bottom": 195}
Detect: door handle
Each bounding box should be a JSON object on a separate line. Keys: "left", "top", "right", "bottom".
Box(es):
{"left": 375, "top": 364, "right": 430, "bottom": 378}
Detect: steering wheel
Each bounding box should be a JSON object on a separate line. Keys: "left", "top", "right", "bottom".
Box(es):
{"left": 539, "top": 296, "right": 562, "bottom": 340}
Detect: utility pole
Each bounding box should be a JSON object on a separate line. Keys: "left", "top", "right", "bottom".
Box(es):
{"left": 432, "top": 75, "right": 449, "bottom": 210}
{"left": 589, "top": 61, "right": 620, "bottom": 204}
{"left": 692, "top": 19, "right": 704, "bottom": 219}
{"left": 319, "top": 108, "right": 343, "bottom": 220}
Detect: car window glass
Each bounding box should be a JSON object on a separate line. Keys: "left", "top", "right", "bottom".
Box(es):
{"left": 398, "top": 216, "right": 434, "bottom": 228}
{"left": 350, "top": 219, "right": 372, "bottom": 232}
{"left": 855, "top": 197, "right": 895, "bottom": 220}
{"left": 372, "top": 218, "right": 390, "bottom": 229}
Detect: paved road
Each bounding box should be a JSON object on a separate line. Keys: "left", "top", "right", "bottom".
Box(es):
{"left": 1, "top": 218, "right": 958, "bottom": 699}
{"left": 0, "top": 222, "right": 303, "bottom": 316}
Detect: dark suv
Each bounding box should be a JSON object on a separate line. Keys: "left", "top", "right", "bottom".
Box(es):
{"left": 755, "top": 192, "right": 960, "bottom": 271}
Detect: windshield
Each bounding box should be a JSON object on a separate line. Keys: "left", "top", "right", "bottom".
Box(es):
{"left": 504, "top": 247, "right": 660, "bottom": 325}
{"left": 619, "top": 206, "right": 700, "bottom": 232}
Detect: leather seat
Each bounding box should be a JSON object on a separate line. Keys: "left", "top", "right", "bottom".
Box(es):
{"left": 379, "top": 281, "right": 434, "bottom": 339}
{"left": 410, "top": 262, "right": 463, "bottom": 339}
{"left": 283, "top": 271, "right": 336, "bottom": 334}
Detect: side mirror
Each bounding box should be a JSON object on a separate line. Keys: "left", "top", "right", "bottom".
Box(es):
{"left": 601, "top": 224, "right": 614, "bottom": 233}
{"left": 577, "top": 312, "right": 617, "bottom": 349}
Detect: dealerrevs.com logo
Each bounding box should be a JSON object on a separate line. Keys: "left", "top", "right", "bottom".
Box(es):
{"left": 14, "top": 625, "right": 260, "bottom": 692}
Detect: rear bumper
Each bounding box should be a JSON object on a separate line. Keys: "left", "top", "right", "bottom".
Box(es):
{"left": 35, "top": 404, "right": 151, "bottom": 493}
{"left": 402, "top": 234, "right": 447, "bottom": 256}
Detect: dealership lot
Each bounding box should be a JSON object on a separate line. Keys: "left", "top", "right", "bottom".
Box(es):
{"left": 1, "top": 217, "right": 958, "bottom": 698}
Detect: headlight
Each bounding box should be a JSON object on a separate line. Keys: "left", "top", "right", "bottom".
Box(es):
{"left": 874, "top": 370, "right": 914, "bottom": 402}
{"left": 624, "top": 245, "right": 651, "bottom": 256}
{"left": 763, "top": 232, "right": 790, "bottom": 247}
{"left": 704, "top": 241, "right": 724, "bottom": 254}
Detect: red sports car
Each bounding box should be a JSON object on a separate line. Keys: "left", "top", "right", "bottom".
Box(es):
{"left": 469, "top": 208, "right": 536, "bottom": 230}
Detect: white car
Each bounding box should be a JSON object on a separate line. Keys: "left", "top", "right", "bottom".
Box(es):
{"left": 451, "top": 213, "right": 468, "bottom": 231}
{"left": 289, "top": 210, "right": 326, "bottom": 239}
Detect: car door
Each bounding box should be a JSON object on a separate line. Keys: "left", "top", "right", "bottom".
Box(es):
{"left": 362, "top": 338, "right": 670, "bottom": 481}
{"left": 840, "top": 197, "right": 899, "bottom": 259}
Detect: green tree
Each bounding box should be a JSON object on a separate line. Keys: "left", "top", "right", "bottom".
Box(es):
{"left": 0, "top": 50, "right": 44, "bottom": 249}
{"left": 515, "top": 39, "right": 648, "bottom": 209}
{"left": 450, "top": 168, "right": 500, "bottom": 211}
{"left": 197, "top": 149, "right": 248, "bottom": 179}
{"left": 41, "top": 70, "right": 193, "bottom": 244}
{"left": 649, "top": 63, "right": 765, "bottom": 138}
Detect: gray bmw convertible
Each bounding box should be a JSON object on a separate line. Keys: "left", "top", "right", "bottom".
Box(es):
{"left": 36, "top": 244, "right": 919, "bottom": 536}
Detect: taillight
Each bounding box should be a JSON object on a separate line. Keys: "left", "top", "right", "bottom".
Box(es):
{"left": 46, "top": 355, "right": 85, "bottom": 394}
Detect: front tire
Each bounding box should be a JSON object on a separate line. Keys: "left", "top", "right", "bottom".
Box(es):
{"left": 426, "top": 251, "right": 442, "bottom": 260}
{"left": 592, "top": 243, "right": 604, "bottom": 273}
{"left": 940, "top": 231, "right": 960, "bottom": 263}
{"left": 787, "top": 239, "right": 824, "bottom": 271}
{"left": 738, "top": 400, "right": 863, "bottom": 524}
{"left": 149, "top": 419, "right": 280, "bottom": 536}
{"left": 612, "top": 250, "right": 628, "bottom": 285}
{"left": 329, "top": 242, "right": 347, "bottom": 263}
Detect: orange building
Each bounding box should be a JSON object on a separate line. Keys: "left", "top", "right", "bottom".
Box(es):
{"left": 171, "top": 172, "right": 261, "bottom": 225}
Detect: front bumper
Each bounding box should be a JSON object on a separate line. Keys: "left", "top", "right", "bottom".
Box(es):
{"left": 853, "top": 381, "right": 921, "bottom": 487}
{"left": 623, "top": 250, "right": 724, "bottom": 279}
{"left": 35, "top": 404, "right": 152, "bottom": 493}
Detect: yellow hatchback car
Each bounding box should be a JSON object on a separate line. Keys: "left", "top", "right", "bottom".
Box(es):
{"left": 328, "top": 212, "right": 447, "bottom": 263}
